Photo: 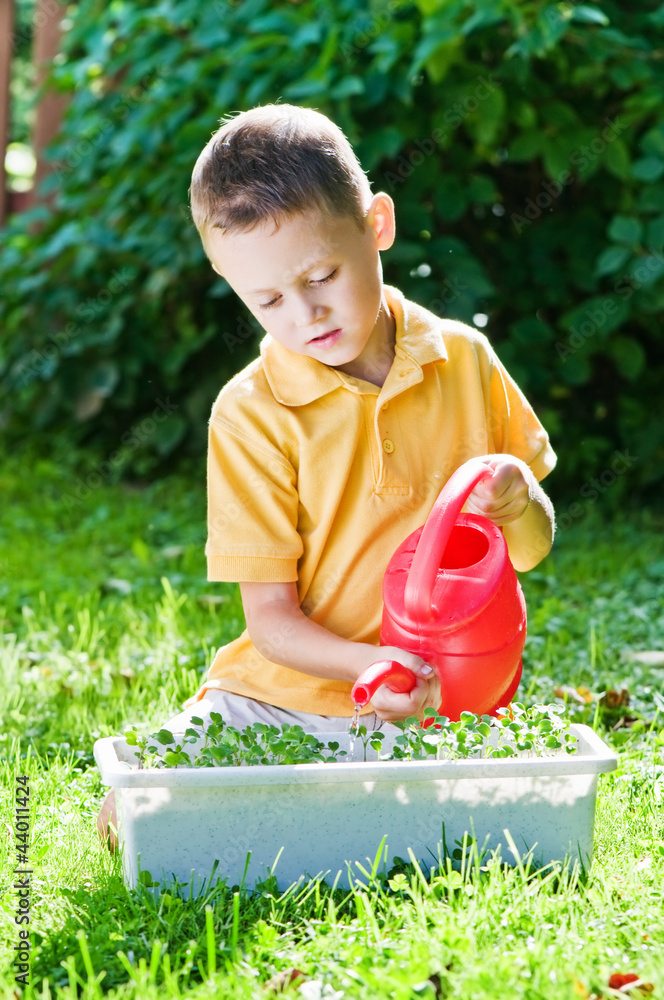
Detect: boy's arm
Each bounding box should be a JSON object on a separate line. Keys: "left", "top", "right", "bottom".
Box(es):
{"left": 501, "top": 480, "right": 555, "bottom": 571}
{"left": 239, "top": 581, "right": 440, "bottom": 720}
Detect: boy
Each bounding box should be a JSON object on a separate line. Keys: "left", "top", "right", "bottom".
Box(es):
{"left": 98, "top": 103, "right": 555, "bottom": 847}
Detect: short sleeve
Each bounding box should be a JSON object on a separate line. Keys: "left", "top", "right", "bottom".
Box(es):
{"left": 488, "top": 352, "right": 557, "bottom": 482}
{"left": 205, "top": 415, "right": 303, "bottom": 582}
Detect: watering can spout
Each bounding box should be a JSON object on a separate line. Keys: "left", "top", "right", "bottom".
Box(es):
{"left": 351, "top": 660, "right": 417, "bottom": 708}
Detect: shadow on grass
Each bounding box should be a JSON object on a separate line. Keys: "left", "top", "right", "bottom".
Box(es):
{"left": 28, "top": 836, "right": 591, "bottom": 994}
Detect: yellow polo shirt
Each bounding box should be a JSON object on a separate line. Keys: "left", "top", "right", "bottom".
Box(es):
{"left": 185, "top": 285, "right": 556, "bottom": 717}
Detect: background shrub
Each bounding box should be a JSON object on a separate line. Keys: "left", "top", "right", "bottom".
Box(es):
{"left": 1, "top": 0, "right": 663, "bottom": 503}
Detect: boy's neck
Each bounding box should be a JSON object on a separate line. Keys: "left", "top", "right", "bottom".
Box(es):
{"left": 332, "top": 298, "right": 396, "bottom": 388}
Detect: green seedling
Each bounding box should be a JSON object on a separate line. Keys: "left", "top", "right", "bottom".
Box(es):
{"left": 390, "top": 703, "right": 576, "bottom": 761}
{"left": 123, "top": 703, "right": 576, "bottom": 769}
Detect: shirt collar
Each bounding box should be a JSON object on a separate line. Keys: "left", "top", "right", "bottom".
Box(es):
{"left": 260, "top": 285, "right": 448, "bottom": 406}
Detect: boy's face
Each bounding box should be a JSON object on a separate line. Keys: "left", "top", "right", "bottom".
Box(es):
{"left": 204, "top": 193, "right": 396, "bottom": 374}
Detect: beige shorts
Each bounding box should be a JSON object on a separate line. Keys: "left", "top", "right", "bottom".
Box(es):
{"left": 162, "top": 688, "right": 395, "bottom": 736}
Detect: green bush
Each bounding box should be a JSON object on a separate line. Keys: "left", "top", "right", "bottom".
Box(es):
{"left": 1, "top": 0, "right": 663, "bottom": 501}
{"left": 9, "top": 0, "right": 36, "bottom": 147}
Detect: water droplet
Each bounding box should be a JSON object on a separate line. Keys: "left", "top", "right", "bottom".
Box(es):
{"left": 348, "top": 705, "right": 361, "bottom": 759}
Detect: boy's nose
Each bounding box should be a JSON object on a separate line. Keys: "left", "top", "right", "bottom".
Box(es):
{"left": 294, "top": 293, "right": 327, "bottom": 328}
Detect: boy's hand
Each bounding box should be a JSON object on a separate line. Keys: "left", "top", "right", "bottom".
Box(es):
{"left": 364, "top": 645, "right": 441, "bottom": 722}
{"left": 464, "top": 455, "right": 533, "bottom": 527}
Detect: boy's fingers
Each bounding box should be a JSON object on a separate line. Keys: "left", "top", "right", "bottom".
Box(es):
{"left": 473, "top": 496, "right": 521, "bottom": 519}
{"left": 468, "top": 483, "right": 529, "bottom": 523}
{"left": 370, "top": 671, "right": 440, "bottom": 721}
{"left": 475, "top": 475, "right": 510, "bottom": 502}
{"left": 474, "top": 477, "right": 523, "bottom": 507}
{"left": 473, "top": 459, "right": 530, "bottom": 506}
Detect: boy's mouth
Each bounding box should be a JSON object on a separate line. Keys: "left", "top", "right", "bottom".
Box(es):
{"left": 308, "top": 328, "right": 342, "bottom": 345}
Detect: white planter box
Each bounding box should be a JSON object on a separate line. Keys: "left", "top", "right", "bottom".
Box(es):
{"left": 94, "top": 725, "right": 617, "bottom": 894}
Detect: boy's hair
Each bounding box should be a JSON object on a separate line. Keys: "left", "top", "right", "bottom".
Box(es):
{"left": 190, "top": 104, "right": 373, "bottom": 243}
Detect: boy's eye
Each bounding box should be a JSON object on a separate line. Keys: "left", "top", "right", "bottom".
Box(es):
{"left": 257, "top": 269, "right": 338, "bottom": 311}
{"left": 314, "top": 268, "right": 338, "bottom": 286}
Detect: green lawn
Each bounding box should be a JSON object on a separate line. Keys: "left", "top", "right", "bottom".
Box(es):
{"left": 1, "top": 451, "right": 663, "bottom": 999}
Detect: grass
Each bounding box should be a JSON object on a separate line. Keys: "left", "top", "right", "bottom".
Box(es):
{"left": 1, "top": 449, "right": 663, "bottom": 999}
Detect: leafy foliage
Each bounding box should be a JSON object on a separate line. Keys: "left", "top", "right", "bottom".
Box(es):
{"left": 1, "top": 0, "right": 664, "bottom": 497}
{"left": 124, "top": 714, "right": 344, "bottom": 767}
{"left": 8, "top": 0, "right": 36, "bottom": 147}
{"left": 122, "top": 702, "right": 577, "bottom": 768}
{"left": 390, "top": 703, "right": 577, "bottom": 759}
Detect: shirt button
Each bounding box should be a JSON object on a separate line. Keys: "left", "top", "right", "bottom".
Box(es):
{"left": 383, "top": 439, "right": 395, "bottom": 454}
{"left": 382, "top": 401, "right": 389, "bottom": 410}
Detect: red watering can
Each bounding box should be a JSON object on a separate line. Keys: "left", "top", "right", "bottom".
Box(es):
{"left": 351, "top": 458, "right": 526, "bottom": 720}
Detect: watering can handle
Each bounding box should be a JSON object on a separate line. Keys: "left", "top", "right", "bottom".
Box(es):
{"left": 403, "top": 459, "right": 495, "bottom": 622}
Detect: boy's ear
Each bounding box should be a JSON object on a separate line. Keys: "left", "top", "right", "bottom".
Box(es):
{"left": 365, "top": 193, "right": 396, "bottom": 251}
